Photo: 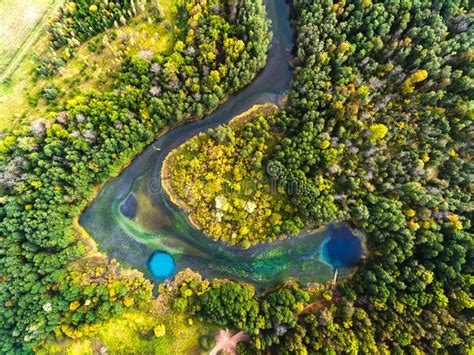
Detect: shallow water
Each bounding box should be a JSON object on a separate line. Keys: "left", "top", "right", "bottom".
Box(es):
{"left": 80, "top": 0, "right": 364, "bottom": 288}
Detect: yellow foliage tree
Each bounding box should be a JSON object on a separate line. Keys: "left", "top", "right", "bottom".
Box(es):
{"left": 69, "top": 301, "right": 81, "bottom": 311}
{"left": 369, "top": 123, "right": 388, "bottom": 142}
{"left": 410, "top": 69, "right": 428, "bottom": 83}
{"left": 154, "top": 324, "right": 166, "bottom": 337}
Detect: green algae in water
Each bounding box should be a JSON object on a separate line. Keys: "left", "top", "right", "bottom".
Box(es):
{"left": 79, "top": 0, "right": 364, "bottom": 288}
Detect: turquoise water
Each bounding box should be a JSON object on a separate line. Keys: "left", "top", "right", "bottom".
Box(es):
{"left": 80, "top": 0, "right": 365, "bottom": 288}
{"left": 147, "top": 251, "right": 176, "bottom": 280}
{"left": 321, "top": 226, "right": 363, "bottom": 269}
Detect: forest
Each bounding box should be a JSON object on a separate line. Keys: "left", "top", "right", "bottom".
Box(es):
{"left": 0, "top": 0, "right": 270, "bottom": 351}
{"left": 0, "top": 0, "right": 472, "bottom": 353}
{"left": 281, "top": 0, "right": 472, "bottom": 352}
{"left": 163, "top": 104, "right": 305, "bottom": 247}
{"left": 264, "top": 0, "right": 472, "bottom": 351}
{"left": 167, "top": 0, "right": 473, "bottom": 352}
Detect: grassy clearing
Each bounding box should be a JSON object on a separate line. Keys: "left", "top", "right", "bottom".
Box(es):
{"left": 0, "top": 0, "right": 62, "bottom": 131}
{"left": 38, "top": 310, "right": 213, "bottom": 354}
{"left": 0, "top": 0, "right": 177, "bottom": 131}
{"left": 0, "top": 0, "right": 61, "bottom": 76}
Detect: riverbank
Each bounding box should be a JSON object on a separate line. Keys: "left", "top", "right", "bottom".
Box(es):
{"left": 79, "top": 0, "right": 337, "bottom": 288}
{"left": 228, "top": 102, "right": 279, "bottom": 127}
{"left": 72, "top": 137, "right": 154, "bottom": 261}
{"left": 75, "top": 58, "right": 278, "bottom": 259}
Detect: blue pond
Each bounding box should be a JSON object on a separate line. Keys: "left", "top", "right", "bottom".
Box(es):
{"left": 321, "top": 225, "right": 363, "bottom": 269}
{"left": 147, "top": 251, "right": 176, "bottom": 280}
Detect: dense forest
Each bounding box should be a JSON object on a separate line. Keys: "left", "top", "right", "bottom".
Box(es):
{"left": 0, "top": 0, "right": 270, "bottom": 351}
{"left": 167, "top": 0, "right": 473, "bottom": 352}
{"left": 265, "top": 0, "right": 472, "bottom": 352}
{"left": 164, "top": 104, "right": 305, "bottom": 247}
{"left": 0, "top": 0, "right": 472, "bottom": 353}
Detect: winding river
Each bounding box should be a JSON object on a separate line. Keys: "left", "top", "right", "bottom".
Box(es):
{"left": 80, "top": 0, "right": 364, "bottom": 288}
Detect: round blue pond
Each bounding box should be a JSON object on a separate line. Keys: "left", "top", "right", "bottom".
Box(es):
{"left": 147, "top": 251, "right": 176, "bottom": 280}
{"left": 321, "top": 225, "right": 363, "bottom": 269}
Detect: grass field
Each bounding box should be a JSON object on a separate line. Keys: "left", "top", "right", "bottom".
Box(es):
{"left": 38, "top": 311, "right": 214, "bottom": 354}
{"left": 0, "top": 0, "right": 63, "bottom": 131}
{"left": 0, "top": 0, "right": 177, "bottom": 131}
{"left": 0, "top": 0, "right": 63, "bottom": 79}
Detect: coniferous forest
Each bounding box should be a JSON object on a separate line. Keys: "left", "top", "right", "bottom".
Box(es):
{"left": 0, "top": 0, "right": 472, "bottom": 353}
{"left": 264, "top": 0, "right": 472, "bottom": 351}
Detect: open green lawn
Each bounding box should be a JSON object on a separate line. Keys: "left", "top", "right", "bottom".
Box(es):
{"left": 0, "top": 0, "right": 63, "bottom": 79}
{"left": 0, "top": 0, "right": 177, "bottom": 131}
{"left": 38, "top": 311, "right": 214, "bottom": 354}
{"left": 0, "top": 0, "right": 63, "bottom": 130}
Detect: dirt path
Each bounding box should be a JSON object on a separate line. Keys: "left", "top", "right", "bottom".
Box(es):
{"left": 299, "top": 299, "right": 328, "bottom": 315}
{"left": 209, "top": 329, "right": 250, "bottom": 355}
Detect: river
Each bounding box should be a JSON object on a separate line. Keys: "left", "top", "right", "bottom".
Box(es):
{"left": 80, "top": 0, "right": 364, "bottom": 288}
